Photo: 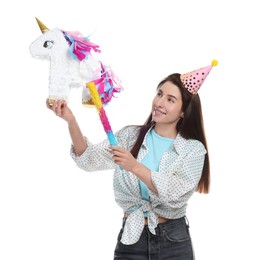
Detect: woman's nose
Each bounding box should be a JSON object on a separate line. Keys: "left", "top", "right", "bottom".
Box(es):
{"left": 156, "top": 97, "right": 165, "bottom": 107}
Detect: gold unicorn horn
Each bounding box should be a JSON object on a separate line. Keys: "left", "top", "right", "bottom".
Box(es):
{"left": 35, "top": 17, "right": 49, "bottom": 33}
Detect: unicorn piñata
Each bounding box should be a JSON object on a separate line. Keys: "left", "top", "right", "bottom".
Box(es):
{"left": 30, "top": 18, "right": 123, "bottom": 145}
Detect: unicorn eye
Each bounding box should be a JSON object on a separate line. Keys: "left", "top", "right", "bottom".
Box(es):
{"left": 43, "top": 40, "right": 54, "bottom": 49}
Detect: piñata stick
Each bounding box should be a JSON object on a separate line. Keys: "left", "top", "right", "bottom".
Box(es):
{"left": 87, "top": 81, "right": 118, "bottom": 145}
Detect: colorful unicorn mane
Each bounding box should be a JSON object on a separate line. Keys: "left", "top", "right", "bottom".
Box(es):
{"left": 63, "top": 31, "right": 101, "bottom": 61}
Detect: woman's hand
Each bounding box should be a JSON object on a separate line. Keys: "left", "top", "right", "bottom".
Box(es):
{"left": 46, "top": 99, "right": 87, "bottom": 156}
{"left": 110, "top": 146, "right": 139, "bottom": 172}
{"left": 46, "top": 99, "right": 75, "bottom": 124}
{"left": 110, "top": 146, "right": 158, "bottom": 193}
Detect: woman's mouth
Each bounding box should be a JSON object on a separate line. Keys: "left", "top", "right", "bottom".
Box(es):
{"left": 153, "top": 108, "right": 166, "bottom": 115}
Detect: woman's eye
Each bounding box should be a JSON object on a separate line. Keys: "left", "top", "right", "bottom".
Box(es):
{"left": 168, "top": 98, "right": 175, "bottom": 103}
{"left": 43, "top": 40, "right": 54, "bottom": 49}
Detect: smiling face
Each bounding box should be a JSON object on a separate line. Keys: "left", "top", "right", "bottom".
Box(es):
{"left": 152, "top": 81, "right": 184, "bottom": 133}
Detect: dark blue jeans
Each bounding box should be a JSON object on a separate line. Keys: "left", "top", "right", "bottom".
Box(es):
{"left": 114, "top": 216, "right": 194, "bottom": 260}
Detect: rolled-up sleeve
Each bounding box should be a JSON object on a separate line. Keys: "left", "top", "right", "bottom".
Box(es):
{"left": 70, "top": 126, "right": 139, "bottom": 172}
{"left": 150, "top": 140, "right": 206, "bottom": 207}
{"left": 70, "top": 137, "right": 116, "bottom": 172}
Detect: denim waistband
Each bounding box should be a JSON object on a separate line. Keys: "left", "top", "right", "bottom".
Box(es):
{"left": 155, "top": 216, "right": 188, "bottom": 235}
{"left": 122, "top": 215, "right": 189, "bottom": 236}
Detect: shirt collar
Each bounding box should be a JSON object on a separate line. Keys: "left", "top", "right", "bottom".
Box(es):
{"left": 173, "top": 133, "right": 188, "bottom": 155}
{"left": 142, "top": 125, "right": 188, "bottom": 155}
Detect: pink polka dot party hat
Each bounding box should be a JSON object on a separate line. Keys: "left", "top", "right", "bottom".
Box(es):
{"left": 180, "top": 60, "right": 218, "bottom": 94}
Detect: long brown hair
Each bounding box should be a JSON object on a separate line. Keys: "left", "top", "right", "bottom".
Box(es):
{"left": 130, "top": 73, "right": 210, "bottom": 193}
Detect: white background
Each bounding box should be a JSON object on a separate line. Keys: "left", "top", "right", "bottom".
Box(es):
{"left": 0, "top": 0, "right": 260, "bottom": 259}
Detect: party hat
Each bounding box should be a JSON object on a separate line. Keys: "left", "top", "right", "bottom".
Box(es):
{"left": 35, "top": 17, "right": 49, "bottom": 33}
{"left": 180, "top": 60, "right": 218, "bottom": 94}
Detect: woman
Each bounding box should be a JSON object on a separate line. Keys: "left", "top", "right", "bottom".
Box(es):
{"left": 47, "top": 60, "right": 217, "bottom": 259}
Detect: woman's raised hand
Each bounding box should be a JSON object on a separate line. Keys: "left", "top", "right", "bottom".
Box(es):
{"left": 46, "top": 99, "right": 75, "bottom": 124}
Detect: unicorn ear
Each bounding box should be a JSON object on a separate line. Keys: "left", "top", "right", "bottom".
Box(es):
{"left": 35, "top": 17, "right": 49, "bottom": 33}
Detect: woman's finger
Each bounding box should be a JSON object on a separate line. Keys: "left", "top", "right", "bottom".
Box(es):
{"left": 55, "top": 100, "right": 63, "bottom": 116}
{"left": 111, "top": 146, "right": 121, "bottom": 150}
